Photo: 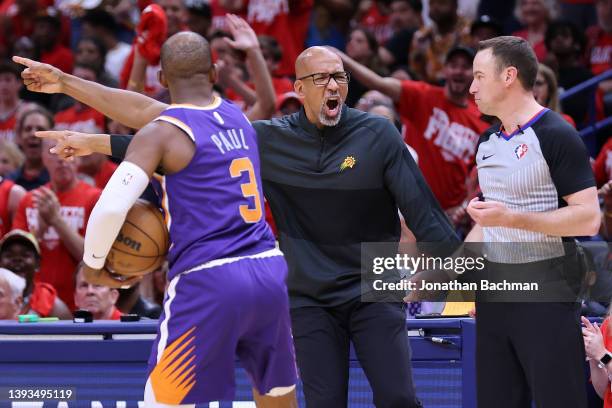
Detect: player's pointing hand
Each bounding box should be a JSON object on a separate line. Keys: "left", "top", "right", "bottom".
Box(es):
{"left": 12, "top": 56, "right": 64, "bottom": 94}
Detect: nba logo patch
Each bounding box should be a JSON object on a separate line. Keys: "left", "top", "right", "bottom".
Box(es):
{"left": 514, "top": 144, "right": 528, "bottom": 160}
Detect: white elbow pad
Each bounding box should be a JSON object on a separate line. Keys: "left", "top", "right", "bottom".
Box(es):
{"left": 83, "top": 161, "right": 150, "bottom": 269}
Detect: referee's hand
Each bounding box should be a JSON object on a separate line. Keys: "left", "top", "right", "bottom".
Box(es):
{"left": 466, "top": 198, "right": 511, "bottom": 228}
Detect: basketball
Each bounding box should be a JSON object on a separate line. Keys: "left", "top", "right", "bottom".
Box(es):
{"left": 106, "top": 199, "right": 169, "bottom": 277}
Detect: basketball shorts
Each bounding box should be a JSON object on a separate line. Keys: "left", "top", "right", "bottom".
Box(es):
{"left": 145, "top": 249, "right": 297, "bottom": 405}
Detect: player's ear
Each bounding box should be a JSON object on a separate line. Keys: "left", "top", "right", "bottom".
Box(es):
{"left": 158, "top": 70, "right": 168, "bottom": 89}
{"left": 209, "top": 64, "right": 217, "bottom": 84}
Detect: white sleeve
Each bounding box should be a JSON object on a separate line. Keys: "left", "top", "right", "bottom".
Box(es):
{"left": 83, "top": 161, "right": 150, "bottom": 269}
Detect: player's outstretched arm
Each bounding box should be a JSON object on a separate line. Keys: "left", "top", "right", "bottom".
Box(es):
{"left": 224, "top": 14, "right": 276, "bottom": 121}
{"left": 13, "top": 56, "right": 167, "bottom": 129}
{"left": 328, "top": 47, "right": 402, "bottom": 103}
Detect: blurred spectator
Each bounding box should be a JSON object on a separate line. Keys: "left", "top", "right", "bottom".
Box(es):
{"left": 305, "top": 4, "right": 346, "bottom": 51}
{"left": 579, "top": 241, "right": 612, "bottom": 316}
{"left": 469, "top": 15, "right": 503, "bottom": 49}
{"left": 533, "top": 63, "right": 577, "bottom": 127}
{"left": 545, "top": 20, "right": 593, "bottom": 126}
{"left": 355, "top": 0, "right": 392, "bottom": 43}
{"left": 0, "top": 61, "right": 23, "bottom": 143}
{"left": 81, "top": 9, "right": 132, "bottom": 82}
{"left": 259, "top": 35, "right": 293, "bottom": 94}
{"left": 381, "top": 0, "right": 423, "bottom": 69}
{"left": 185, "top": 0, "right": 212, "bottom": 37}
{"left": 75, "top": 37, "right": 119, "bottom": 88}
{"left": 512, "top": 0, "right": 559, "bottom": 62}
{"left": 410, "top": 0, "right": 472, "bottom": 84}
{"left": 9, "top": 106, "right": 52, "bottom": 191}
{"left": 76, "top": 153, "right": 118, "bottom": 189}
{"left": 157, "top": 0, "right": 188, "bottom": 37}
{"left": 338, "top": 46, "right": 489, "bottom": 216}
{"left": 0, "top": 229, "right": 70, "bottom": 318}
{"left": 54, "top": 63, "right": 106, "bottom": 134}
{"left": 0, "top": 267, "right": 24, "bottom": 319}
{"left": 117, "top": 282, "right": 162, "bottom": 318}
{"left": 559, "top": 0, "right": 598, "bottom": 31}
{"left": 586, "top": 0, "right": 612, "bottom": 116}
{"left": 354, "top": 89, "right": 394, "bottom": 111}
{"left": 12, "top": 137, "right": 101, "bottom": 309}
{"left": 74, "top": 262, "right": 121, "bottom": 320}
{"left": 601, "top": 178, "right": 612, "bottom": 239}
{"left": 0, "top": 146, "right": 25, "bottom": 236}
{"left": 594, "top": 137, "right": 612, "bottom": 187}
{"left": 32, "top": 8, "right": 74, "bottom": 74}
{"left": 345, "top": 27, "right": 388, "bottom": 106}
{"left": 0, "top": 139, "right": 24, "bottom": 177}
{"left": 275, "top": 91, "right": 302, "bottom": 117}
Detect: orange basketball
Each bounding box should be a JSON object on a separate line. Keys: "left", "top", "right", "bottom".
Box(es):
{"left": 106, "top": 199, "right": 169, "bottom": 277}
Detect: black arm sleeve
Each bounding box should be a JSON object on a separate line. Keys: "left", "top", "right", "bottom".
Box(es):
{"left": 109, "top": 134, "right": 134, "bottom": 161}
{"left": 382, "top": 120, "right": 460, "bottom": 244}
{"left": 538, "top": 123, "right": 596, "bottom": 198}
{"left": 110, "top": 134, "right": 165, "bottom": 175}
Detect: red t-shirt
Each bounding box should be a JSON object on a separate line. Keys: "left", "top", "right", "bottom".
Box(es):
{"left": 396, "top": 81, "right": 489, "bottom": 209}
{"left": 110, "top": 306, "right": 122, "bottom": 320}
{"left": 54, "top": 105, "right": 105, "bottom": 133}
{"left": 594, "top": 137, "right": 612, "bottom": 187}
{"left": 29, "top": 281, "right": 57, "bottom": 317}
{"left": 40, "top": 43, "right": 74, "bottom": 74}
{"left": 0, "top": 177, "right": 14, "bottom": 237}
{"left": 93, "top": 159, "right": 118, "bottom": 189}
{"left": 12, "top": 181, "right": 101, "bottom": 310}
{"left": 512, "top": 29, "right": 547, "bottom": 62}
{"left": 0, "top": 110, "right": 17, "bottom": 143}
{"left": 587, "top": 26, "right": 612, "bottom": 76}
{"left": 359, "top": 1, "right": 392, "bottom": 45}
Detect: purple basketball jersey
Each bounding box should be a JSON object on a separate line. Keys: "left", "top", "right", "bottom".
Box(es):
{"left": 154, "top": 98, "right": 275, "bottom": 280}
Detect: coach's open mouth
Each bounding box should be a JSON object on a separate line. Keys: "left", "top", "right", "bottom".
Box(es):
{"left": 325, "top": 98, "right": 340, "bottom": 116}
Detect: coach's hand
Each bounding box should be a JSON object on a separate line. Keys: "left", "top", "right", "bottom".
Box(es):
{"left": 35, "top": 130, "right": 95, "bottom": 160}
{"left": 82, "top": 263, "right": 142, "bottom": 289}
{"left": 12, "top": 56, "right": 64, "bottom": 94}
{"left": 467, "top": 198, "right": 511, "bottom": 228}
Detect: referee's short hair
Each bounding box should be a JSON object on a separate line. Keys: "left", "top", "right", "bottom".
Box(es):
{"left": 477, "top": 36, "right": 538, "bottom": 92}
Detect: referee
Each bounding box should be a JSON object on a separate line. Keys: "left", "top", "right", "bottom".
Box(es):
{"left": 16, "top": 34, "right": 459, "bottom": 408}
{"left": 466, "top": 36, "right": 600, "bottom": 408}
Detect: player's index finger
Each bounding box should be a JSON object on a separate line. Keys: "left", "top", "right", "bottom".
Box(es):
{"left": 12, "top": 55, "right": 34, "bottom": 67}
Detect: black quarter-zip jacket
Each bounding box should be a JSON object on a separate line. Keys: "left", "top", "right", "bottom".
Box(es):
{"left": 110, "top": 105, "right": 459, "bottom": 308}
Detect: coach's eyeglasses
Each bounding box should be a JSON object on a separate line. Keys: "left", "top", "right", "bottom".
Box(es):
{"left": 297, "top": 71, "right": 351, "bottom": 87}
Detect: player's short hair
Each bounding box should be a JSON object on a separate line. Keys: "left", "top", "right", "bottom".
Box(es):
{"left": 478, "top": 36, "right": 538, "bottom": 91}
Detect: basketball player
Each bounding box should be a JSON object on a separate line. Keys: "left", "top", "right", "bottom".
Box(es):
{"left": 466, "top": 36, "right": 600, "bottom": 408}
{"left": 65, "top": 29, "right": 297, "bottom": 407}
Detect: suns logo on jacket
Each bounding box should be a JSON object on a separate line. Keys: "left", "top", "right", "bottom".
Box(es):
{"left": 340, "top": 156, "right": 356, "bottom": 172}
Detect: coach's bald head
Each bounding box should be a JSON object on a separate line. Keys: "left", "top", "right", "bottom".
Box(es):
{"left": 294, "top": 46, "right": 342, "bottom": 79}
{"left": 160, "top": 31, "right": 213, "bottom": 82}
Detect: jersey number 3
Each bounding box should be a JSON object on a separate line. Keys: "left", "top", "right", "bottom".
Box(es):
{"left": 229, "top": 157, "right": 263, "bottom": 223}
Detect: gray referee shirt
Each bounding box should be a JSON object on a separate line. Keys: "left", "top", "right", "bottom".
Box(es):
{"left": 476, "top": 108, "right": 595, "bottom": 263}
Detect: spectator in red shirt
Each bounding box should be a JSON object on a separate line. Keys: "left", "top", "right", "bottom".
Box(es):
{"left": 54, "top": 63, "right": 106, "bottom": 135}
{"left": 0, "top": 139, "right": 24, "bottom": 178}
{"left": 337, "top": 45, "right": 489, "bottom": 216}
{"left": 0, "top": 229, "right": 71, "bottom": 318}
{"left": 258, "top": 35, "right": 294, "bottom": 94}
{"left": 157, "top": 0, "right": 188, "bottom": 37}
{"left": 74, "top": 262, "right": 121, "bottom": 320}
{"left": 587, "top": 0, "right": 612, "bottom": 117}
{"left": 0, "top": 153, "right": 26, "bottom": 236}
{"left": 77, "top": 153, "right": 118, "bottom": 189}
{"left": 594, "top": 137, "right": 612, "bottom": 186}
{"left": 9, "top": 106, "right": 52, "bottom": 191}
{"left": 0, "top": 61, "right": 23, "bottom": 143}
{"left": 185, "top": 0, "right": 212, "bottom": 37}
{"left": 75, "top": 37, "right": 118, "bottom": 88}
{"left": 12, "top": 136, "right": 101, "bottom": 309}
{"left": 512, "top": 0, "right": 559, "bottom": 62}
{"left": 32, "top": 8, "right": 74, "bottom": 74}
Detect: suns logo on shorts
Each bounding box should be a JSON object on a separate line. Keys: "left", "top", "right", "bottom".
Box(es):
{"left": 340, "top": 156, "right": 356, "bottom": 172}
{"left": 514, "top": 144, "right": 528, "bottom": 160}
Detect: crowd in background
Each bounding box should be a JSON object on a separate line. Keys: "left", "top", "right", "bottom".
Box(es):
{"left": 0, "top": 0, "right": 610, "bottom": 322}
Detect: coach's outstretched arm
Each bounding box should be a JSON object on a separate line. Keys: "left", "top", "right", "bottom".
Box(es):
{"left": 13, "top": 56, "right": 167, "bottom": 129}
{"left": 330, "top": 48, "right": 402, "bottom": 102}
